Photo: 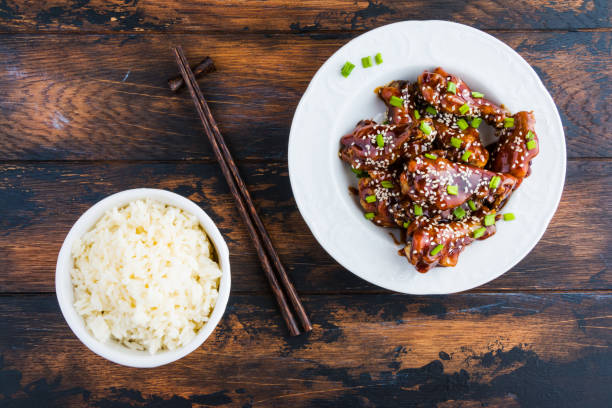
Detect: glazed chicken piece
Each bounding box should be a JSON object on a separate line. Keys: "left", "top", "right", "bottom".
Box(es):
{"left": 489, "top": 111, "right": 539, "bottom": 179}
{"left": 402, "top": 201, "right": 453, "bottom": 230}
{"left": 432, "top": 118, "right": 489, "bottom": 167}
{"left": 418, "top": 67, "right": 508, "bottom": 128}
{"left": 378, "top": 80, "right": 421, "bottom": 126}
{"left": 399, "top": 155, "right": 518, "bottom": 211}
{"left": 397, "top": 153, "right": 490, "bottom": 224}
{"left": 339, "top": 120, "right": 413, "bottom": 171}
{"left": 336, "top": 72, "right": 542, "bottom": 274}
{"left": 404, "top": 210, "right": 497, "bottom": 273}
{"left": 401, "top": 117, "right": 437, "bottom": 161}
{"left": 357, "top": 170, "right": 406, "bottom": 227}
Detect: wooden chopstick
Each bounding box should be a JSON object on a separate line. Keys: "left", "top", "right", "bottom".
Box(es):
{"left": 173, "top": 47, "right": 313, "bottom": 334}
{"left": 168, "top": 56, "right": 215, "bottom": 92}
{"left": 173, "top": 46, "right": 312, "bottom": 335}
{"left": 173, "top": 47, "right": 300, "bottom": 336}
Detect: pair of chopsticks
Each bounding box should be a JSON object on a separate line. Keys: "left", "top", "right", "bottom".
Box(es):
{"left": 172, "top": 46, "right": 312, "bottom": 336}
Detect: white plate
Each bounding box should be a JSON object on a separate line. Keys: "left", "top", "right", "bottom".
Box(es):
{"left": 288, "top": 21, "right": 565, "bottom": 294}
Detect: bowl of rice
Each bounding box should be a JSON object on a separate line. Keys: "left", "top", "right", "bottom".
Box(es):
{"left": 55, "top": 188, "right": 231, "bottom": 368}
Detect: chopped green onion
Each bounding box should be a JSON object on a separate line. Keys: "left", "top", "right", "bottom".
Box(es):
{"left": 459, "top": 103, "right": 470, "bottom": 115}
{"left": 468, "top": 200, "right": 477, "bottom": 211}
{"left": 503, "top": 213, "right": 515, "bottom": 221}
{"left": 382, "top": 119, "right": 389, "bottom": 125}
{"left": 381, "top": 180, "right": 394, "bottom": 188}
{"left": 526, "top": 130, "right": 535, "bottom": 140}
{"left": 450, "top": 137, "right": 462, "bottom": 148}
{"left": 402, "top": 221, "right": 410, "bottom": 228}
{"left": 364, "top": 212, "right": 375, "bottom": 220}
{"left": 351, "top": 167, "right": 367, "bottom": 178}
{"left": 461, "top": 150, "right": 472, "bottom": 162}
{"left": 447, "top": 81, "right": 457, "bottom": 94}
{"left": 504, "top": 117, "right": 515, "bottom": 128}
{"left": 471, "top": 117, "right": 482, "bottom": 128}
{"left": 453, "top": 207, "right": 466, "bottom": 219}
{"left": 424, "top": 153, "right": 438, "bottom": 160}
{"left": 365, "top": 195, "right": 376, "bottom": 203}
{"left": 361, "top": 56, "right": 373, "bottom": 68}
{"left": 414, "top": 110, "right": 421, "bottom": 119}
{"left": 420, "top": 121, "right": 432, "bottom": 135}
{"left": 389, "top": 95, "right": 403, "bottom": 108}
{"left": 471, "top": 91, "right": 484, "bottom": 98}
{"left": 527, "top": 140, "right": 537, "bottom": 150}
{"left": 457, "top": 118, "right": 469, "bottom": 130}
{"left": 484, "top": 214, "right": 496, "bottom": 226}
{"left": 489, "top": 176, "right": 501, "bottom": 190}
{"left": 375, "top": 52, "right": 383, "bottom": 65}
{"left": 473, "top": 227, "right": 486, "bottom": 239}
{"left": 341, "top": 61, "right": 355, "bottom": 78}
{"left": 447, "top": 185, "right": 459, "bottom": 195}
{"left": 426, "top": 106, "right": 437, "bottom": 115}
{"left": 414, "top": 204, "right": 423, "bottom": 216}
{"left": 430, "top": 244, "right": 444, "bottom": 256}
{"left": 376, "top": 133, "right": 385, "bottom": 148}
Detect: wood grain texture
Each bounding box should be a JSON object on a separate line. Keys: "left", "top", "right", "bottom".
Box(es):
{"left": 0, "top": 31, "right": 609, "bottom": 161}
{"left": 0, "top": 0, "right": 609, "bottom": 404}
{"left": 1, "top": 293, "right": 611, "bottom": 407}
{"left": 1, "top": 160, "right": 609, "bottom": 293}
{"left": 0, "top": 0, "right": 609, "bottom": 33}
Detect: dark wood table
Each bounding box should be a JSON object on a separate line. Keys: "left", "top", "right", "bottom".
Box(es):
{"left": 0, "top": 1, "right": 610, "bottom": 407}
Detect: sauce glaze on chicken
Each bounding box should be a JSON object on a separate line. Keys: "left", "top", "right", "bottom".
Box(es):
{"left": 339, "top": 68, "right": 540, "bottom": 273}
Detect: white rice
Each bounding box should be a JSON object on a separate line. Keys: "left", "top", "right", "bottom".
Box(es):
{"left": 71, "top": 199, "right": 221, "bottom": 354}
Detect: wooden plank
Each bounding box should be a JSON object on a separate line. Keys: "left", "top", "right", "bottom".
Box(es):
{"left": 0, "top": 0, "right": 609, "bottom": 33}
{"left": 0, "top": 32, "right": 608, "bottom": 161}
{"left": 1, "top": 160, "right": 609, "bottom": 293}
{"left": 1, "top": 293, "right": 611, "bottom": 407}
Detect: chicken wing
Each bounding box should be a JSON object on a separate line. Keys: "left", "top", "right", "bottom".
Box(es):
{"left": 400, "top": 117, "right": 437, "bottom": 161}
{"left": 489, "top": 111, "right": 539, "bottom": 179}
{"left": 377, "top": 80, "right": 421, "bottom": 126}
{"left": 339, "top": 120, "right": 412, "bottom": 171}
{"left": 418, "top": 67, "right": 508, "bottom": 128}
{"left": 399, "top": 155, "right": 518, "bottom": 211}
{"left": 357, "top": 170, "right": 405, "bottom": 227}
{"left": 404, "top": 211, "right": 497, "bottom": 273}
{"left": 432, "top": 119, "right": 489, "bottom": 168}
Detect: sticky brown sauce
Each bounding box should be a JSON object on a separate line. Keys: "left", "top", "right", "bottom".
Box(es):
{"left": 389, "top": 231, "right": 401, "bottom": 245}
{"left": 397, "top": 229, "right": 408, "bottom": 257}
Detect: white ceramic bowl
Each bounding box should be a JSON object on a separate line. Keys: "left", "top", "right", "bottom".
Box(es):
{"left": 56, "top": 188, "right": 231, "bottom": 368}
{"left": 289, "top": 21, "right": 566, "bottom": 294}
